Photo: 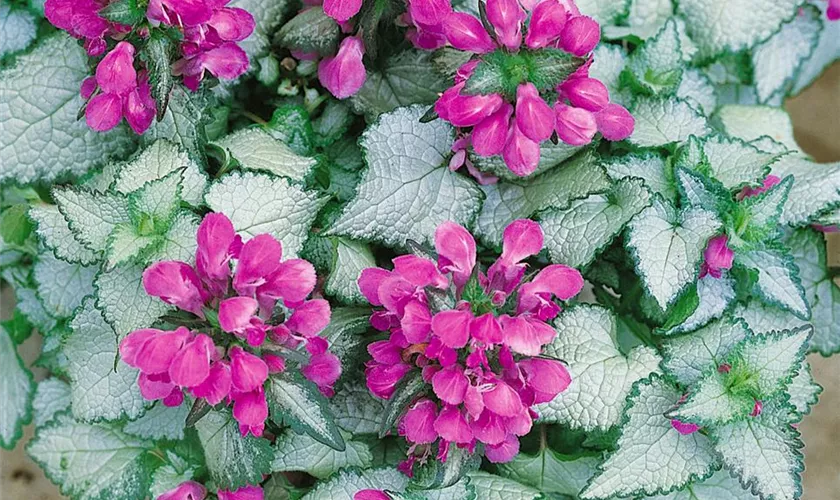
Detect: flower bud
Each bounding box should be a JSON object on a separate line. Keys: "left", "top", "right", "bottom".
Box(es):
{"left": 515, "top": 82, "right": 555, "bottom": 142}
{"left": 595, "top": 103, "right": 634, "bottom": 140}
{"left": 525, "top": 0, "right": 567, "bottom": 49}
{"left": 554, "top": 102, "right": 597, "bottom": 146}
{"left": 558, "top": 15, "right": 600, "bottom": 56}
{"left": 444, "top": 12, "right": 496, "bottom": 53}
{"left": 486, "top": 0, "right": 525, "bottom": 50}
{"left": 560, "top": 77, "right": 610, "bottom": 111}
{"left": 502, "top": 120, "right": 541, "bottom": 176}
{"left": 318, "top": 36, "right": 367, "bottom": 99}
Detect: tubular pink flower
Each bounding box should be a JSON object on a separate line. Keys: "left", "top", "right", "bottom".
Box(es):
{"left": 517, "top": 264, "right": 584, "bottom": 319}
{"left": 139, "top": 372, "right": 179, "bottom": 402}
{"left": 432, "top": 364, "right": 470, "bottom": 404}
{"left": 515, "top": 83, "right": 555, "bottom": 142}
{"left": 168, "top": 334, "right": 215, "bottom": 388}
{"left": 358, "top": 268, "right": 392, "bottom": 306}
{"left": 431, "top": 309, "right": 473, "bottom": 348}
{"left": 560, "top": 77, "right": 610, "bottom": 112}
{"left": 502, "top": 120, "right": 541, "bottom": 177}
{"left": 119, "top": 329, "right": 161, "bottom": 367}
{"left": 208, "top": 8, "right": 257, "bottom": 41}
{"left": 486, "top": 0, "right": 525, "bottom": 50}
{"left": 355, "top": 490, "right": 389, "bottom": 500}
{"left": 366, "top": 362, "right": 412, "bottom": 399}
{"left": 85, "top": 94, "right": 124, "bottom": 132}
{"left": 393, "top": 255, "right": 449, "bottom": 289}
{"left": 483, "top": 379, "right": 522, "bottom": 417}
{"left": 499, "top": 314, "right": 554, "bottom": 355}
{"left": 485, "top": 433, "right": 520, "bottom": 463}
{"left": 436, "top": 83, "right": 505, "bottom": 128}
{"left": 700, "top": 234, "right": 734, "bottom": 279}
{"left": 259, "top": 259, "right": 317, "bottom": 307}
{"left": 143, "top": 261, "right": 208, "bottom": 317}
{"left": 472, "top": 103, "right": 513, "bottom": 157}
{"left": 196, "top": 212, "right": 238, "bottom": 286}
{"left": 554, "top": 102, "right": 597, "bottom": 146}
{"left": 829, "top": 0, "right": 840, "bottom": 20}
{"left": 233, "top": 234, "right": 282, "bottom": 296}
{"left": 470, "top": 313, "right": 504, "bottom": 344}
{"left": 134, "top": 327, "right": 192, "bottom": 375}
{"left": 471, "top": 410, "right": 506, "bottom": 445}
{"left": 444, "top": 12, "right": 497, "bottom": 53}
{"left": 323, "top": 0, "right": 363, "bottom": 23}
{"left": 519, "top": 358, "right": 571, "bottom": 403}
{"left": 434, "top": 221, "right": 478, "bottom": 288}
{"left": 158, "top": 480, "right": 207, "bottom": 500}
{"left": 191, "top": 361, "right": 232, "bottom": 405}
{"left": 408, "top": 0, "right": 453, "bottom": 26}
{"left": 434, "top": 405, "right": 473, "bottom": 444}
{"left": 318, "top": 36, "right": 367, "bottom": 99}
{"left": 174, "top": 43, "right": 250, "bottom": 91}
{"left": 218, "top": 485, "right": 264, "bottom": 500}
{"left": 303, "top": 351, "right": 342, "bottom": 394}
{"left": 96, "top": 42, "right": 137, "bottom": 96}
{"left": 218, "top": 297, "right": 259, "bottom": 333}
{"left": 401, "top": 300, "right": 433, "bottom": 343}
{"left": 525, "top": 0, "right": 568, "bottom": 49}
{"left": 558, "top": 15, "right": 600, "bottom": 56}
{"left": 594, "top": 103, "right": 635, "bottom": 141}
{"left": 233, "top": 389, "right": 268, "bottom": 437}
{"left": 147, "top": 0, "right": 216, "bottom": 27}
{"left": 487, "top": 218, "right": 544, "bottom": 293}
{"left": 671, "top": 419, "right": 700, "bottom": 435}
{"left": 285, "top": 299, "right": 331, "bottom": 337}
{"left": 400, "top": 398, "right": 439, "bottom": 444}
{"left": 124, "top": 72, "right": 156, "bottom": 135}
{"left": 230, "top": 346, "right": 269, "bottom": 393}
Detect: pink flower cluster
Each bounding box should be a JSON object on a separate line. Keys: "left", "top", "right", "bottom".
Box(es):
{"left": 359, "top": 219, "right": 582, "bottom": 469}
{"left": 828, "top": 0, "right": 840, "bottom": 20}
{"left": 45, "top": 0, "right": 254, "bottom": 134}
{"left": 120, "top": 213, "right": 340, "bottom": 438}
{"left": 158, "top": 481, "right": 262, "bottom": 500}
{"left": 426, "top": 0, "right": 634, "bottom": 176}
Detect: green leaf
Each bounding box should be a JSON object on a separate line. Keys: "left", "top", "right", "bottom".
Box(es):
{"left": 791, "top": 3, "right": 840, "bottom": 95}
{"left": 603, "top": 0, "right": 673, "bottom": 40}
{"left": 714, "top": 105, "right": 799, "bottom": 152}
{"left": 590, "top": 44, "right": 631, "bottom": 107}
{"left": 643, "top": 470, "right": 760, "bottom": 499}
{"left": 662, "top": 317, "right": 751, "bottom": 386}
{"left": 472, "top": 140, "right": 584, "bottom": 182}
{"left": 627, "top": 18, "right": 684, "bottom": 94}
{"left": 668, "top": 371, "right": 756, "bottom": 426}
{"left": 604, "top": 153, "right": 676, "bottom": 203}
{"left": 114, "top": 139, "right": 207, "bottom": 206}
{"left": 143, "top": 85, "right": 208, "bottom": 159}
{"left": 733, "top": 300, "right": 808, "bottom": 338}
{"left": 153, "top": 211, "right": 200, "bottom": 263}
{"left": 99, "top": 0, "right": 145, "bottom": 24}
{"left": 328, "top": 106, "right": 482, "bottom": 247}
{"left": 475, "top": 150, "right": 610, "bottom": 245}
{"left": 230, "top": 0, "right": 290, "bottom": 60}
{"left": 301, "top": 467, "right": 410, "bottom": 500}
{"left": 626, "top": 197, "right": 721, "bottom": 309}
{"left": 27, "top": 416, "right": 155, "bottom": 500}
{"left": 214, "top": 127, "right": 316, "bottom": 181}
{"left": 537, "top": 305, "right": 661, "bottom": 431}
{"left": 205, "top": 171, "right": 326, "bottom": 257}
{"left": 276, "top": 6, "right": 339, "bottom": 55}
{"left": 734, "top": 248, "right": 809, "bottom": 320}
{"left": 149, "top": 451, "right": 199, "bottom": 498}
{"left": 53, "top": 186, "right": 131, "bottom": 254}
{"left": 676, "top": 0, "right": 800, "bottom": 58}
{"left": 195, "top": 409, "right": 274, "bottom": 491}
{"left": 379, "top": 370, "right": 425, "bottom": 437}
{"left": 313, "top": 101, "right": 354, "bottom": 147}
{"left": 141, "top": 32, "right": 175, "bottom": 121}
{"left": 575, "top": 0, "right": 630, "bottom": 24}
{"left": 105, "top": 224, "right": 159, "bottom": 269}
{"left": 32, "top": 378, "right": 71, "bottom": 428}
{"left": 127, "top": 169, "right": 183, "bottom": 227}
{"left": 739, "top": 176, "right": 793, "bottom": 242}
{"left": 349, "top": 50, "right": 448, "bottom": 120}
{"left": 0, "top": 204, "right": 33, "bottom": 245}
{"left": 581, "top": 375, "right": 718, "bottom": 499}
{"left": 785, "top": 360, "right": 821, "bottom": 417}
{"left": 732, "top": 326, "right": 811, "bottom": 397}
{"left": 466, "top": 472, "right": 543, "bottom": 500}
{"left": 496, "top": 447, "right": 598, "bottom": 497}
{"left": 540, "top": 177, "right": 652, "bottom": 268}
{"left": 29, "top": 205, "right": 99, "bottom": 265}
{"left": 0, "top": 1, "right": 37, "bottom": 57}
{"left": 65, "top": 298, "right": 146, "bottom": 422}
{"left": 701, "top": 135, "right": 779, "bottom": 191}
{"left": 34, "top": 253, "right": 97, "bottom": 319}
{"left": 0, "top": 326, "right": 33, "bottom": 449}
{"left": 326, "top": 237, "right": 376, "bottom": 305}
{"left": 272, "top": 429, "right": 372, "bottom": 479}
{"left": 0, "top": 34, "right": 135, "bottom": 184}
{"left": 676, "top": 68, "right": 718, "bottom": 116}
{"left": 94, "top": 263, "right": 173, "bottom": 338}
{"left": 318, "top": 306, "right": 370, "bottom": 368}
{"left": 629, "top": 97, "right": 710, "bottom": 148}
{"left": 709, "top": 403, "right": 803, "bottom": 500}
{"left": 662, "top": 273, "right": 736, "bottom": 335}
{"left": 463, "top": 55, "right": 506, "bottom": 96}
{"left": 751, "top": 5, "right": 822, "bottom": 104}
{"left": 266, "top": 104, "right": 315, "bottom": 156}
{"left": 771, "top": 154, "right": 840, "bottom": 226}
{"left": 785, "top": 228, "right": 840, "bottom": 355}
{"left": 266, "top": 372, "right": 346, "bottom": 451}
{"left": 528, "top": 49, "right": 586, "bottom": 91}
{"left": 674, "top": 167, "right": 731, "bottom": 213}
{"left": 123, "top": 402, "right": 189, "bottom": 441}
{"left": 333, "top": 384, "right": 386, "bottom": 435}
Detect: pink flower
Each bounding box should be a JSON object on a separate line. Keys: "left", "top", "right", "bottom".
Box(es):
{"left": 158, "top": 480, "right": 207, "bottom": 500}
{"left": 485, "top": 433, "right": 520, "bottom": 463}
{"left": 366, "top": 362, "right": 412, "bottom": 399}
{"left": 487, "top": 219, "right": 544, "bottom": 294}
{"left": 444, "top": 12, "right": 497, "bottom": 53}
{"left": 259, "top": 259, "right": 317, "bottom": 307}
{"left": 554, "top": 102, "right": 597, "bottom": 146}
{"left": 217, "top": 485, "right": 264, "bottom": 500}
{"left": 751, "top": 400, "right": 763, "bottom": 417}
{"left": 560, "top": 77, "right": 610, "bottom": 112}
{"left": 130, "top": 327, "right": 192, "bottom": 375}
{"left": 400, "top": 399, "right": 439, "bottom": 444}
{"left": 401, "top": 301, "right": 432, "bottom": 343}
{"left": 191, "top": 361, "right": 232, "bottom": 405}
{"left": 486, "top": 0, "right": 525, "bottom": 51}
{"left": 232, "top": 389, "right": 268, "bottom": 437}
{"left": 233, "top": 234, "right": 283, "bottom": 296}
{"left": 700, "top": 235, "right": 735, "bottom": 279}
{"left": 431, "top": 309, "right": 473, "bottom": 349}
{"left": 434, "top": 221, "right": 478, "bottom": 289}
{"left": 828, "top": 0, "right": 840, "bottom": 20}
{"left": 432, "top": 364, "right": 470, "bottom": 404}
{"left": 671, "top": 419, "right": 700, "bottom": 435}
{"left": 517, "top": 264, "right": 584, "bottom": 320}
{"left": 302, "top": 351, "right": 342, "bottom": 395}
{"left": 472, "top": 103, "right": 513, "bottom": 157}
{"left": 519, "top": 358, "right": 571, "bottom": 404}
{"left": 355, "top": 490, "right": 389, "bottom": 500}
{"left": 286, "top": 299, "right": 331, "bottom": 337}
{"left": 558, "top": 15, "right": 600, "bottom": 56}
{"left": 525, "top": 0, "right": 568, "bottom": 49}
{"left": 323, "top": 0, "right": 363, "bottom": 22}
{"left": 230, "top": 346, "right": 269, "bottom": 393}
{"left": 96, "top": 42, "right": 137, "bottom": 95}
{"left": 174, "top": 43, "right": 250, "bottom": 91}
{"left": 502, "top": 120, "right": 541, "bottom": 177}
{"left": 737, "top": 175, "right": 781, "bottom": 200}
{"left": 168, "top": 334, "right": 215, "bottom": 388}
{"left": 436, "top": 82, "right": 505, "bottom": 127}
{"left": 516, "top": 83, "right": 555, "bottom": 142}
{"left": 434, "top": 405, "right": 473, "bottom": 444}
{"left": 594, "top": 103, "right": 635, "bottom": 141}
{"left": 143, "top": 261, "right": 208, "bottom": 317}
{"left": 196, "top": 212, "right": 239, "bottom": 287}
{"left": 45, "top": 0, "right": 109, "bottom": 51}
{"left": 408, "top": 0, "right": 452, "bottom": 26}
{"left": 318, "top": 36, "right": 367, "bottom": 99}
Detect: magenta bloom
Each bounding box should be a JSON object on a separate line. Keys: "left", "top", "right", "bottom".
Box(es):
{"left": 317, "top": 36, "right": 367, "bottom": 99}
{"left": 217, "top": 485, "right": 264, "bottom": 500}
{"left": 671, "top": 419, "right": 700, "bottom": 435}
{"left": 700, "top": 234, "right": 735, "bottom": 279}
{"left": 828, "top": 0, "right": 840, "bottom": 20}
{"left": 158, "top": 481, "right": 207, "bottom": 500}
{"left": 737, "top": 175, "right": 781, "bottom": 200}
{"left": 359, "top": 219, "right": 580, "bottom": 469}
{"left": 45, "top": 0, "right": 111, "bottom": 55}
{"left": 121, "top": 212, "right": 340, "bottom": 437}
{"left": 323, "top": 0, "right": 363, "bottom": 22}
{"left": 429, "top": 0, "right": 633, "bottom": 176}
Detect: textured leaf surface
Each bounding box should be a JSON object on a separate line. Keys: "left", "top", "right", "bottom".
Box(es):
{"left": 734, "top": 327, "right": 811, "bottom": 396}
{"left": 629, "top": 97, "right": 709, "bottom": 148}
{"left": 114, "top": 140, "right": 206, "bottom": 206}
{"left": 677, "top": 0, "right": 800, "bottom": 57}
{"left": 95, "top": 263, "right": 172, "bottom": 338}
{"left": 0, "top": 35, "right": 134, "bottom": 184}
{"left": 476, "top": 150, "right": 609, "bottom": 245}
{"left": 751, "top": 6, "right": 822, "bottom": 103}
{"left": 301, "top": 467, "right": 410, "bottom": 500}
{"left": 0, "top": 2, "right": 36, "bottom": 56}
{"left": 785, "top": 360, "right": 821, "bottom": 417}
{"left": 669, "top": 372, "right": 755, "bottom": 425}
{"left": 644, "top": 470, "right": 759, "bottom": 499}
{"left": 604, "top": 153, "right": 675, "bottom": 203}
{"left": 710, "top": 404, "right": 803, "bottom": 500}
{"left": 663, "top": 274, "right": 736, "bottom": 335}
{"left": 266, "top": 373, "right": 345, "bottom": 451}
{"left": 329, "top": 107, "right": 482, "bottom": 247}
{"left": 540, "top": 178, "right": 651, "bottom": 268}
{"left": 791, "top": 3, "right": 840, "bottom": 95}
{"left": 123, "top": 402, "right": 188, "bottom": 441}
{"left": 349, "top": 50, "right": 447, "bottom": 120}
{"left": 589, "top": 44, "right": 630, "bottom": 107}
{"left": 472, "top": 141, "right": 583, "bottom": 182}
{"left": 195, "top": 409, "right": 274, "bottom": 491}
{"left": 576, "top": 0, "right": 629, "bottom": 24}
{"left": 326, "top": 237, "right": 375, "bottom": 305}
{"left": 65, "top": 299, "right": 145, "bottom": 422}
{"left": 214, "top": 128, "right": 315, "bottom": 181}
{"left": 467, "top": 472, "right": 543, "bottom": 500}
{"left": 29, "top": 205, "right": 99, "bottom": 265}
{"left": 626, "top": 198, "right": 720, "bottom": 309}
{"left": 701, "top": 135, "right": 778, "bottom": 190}
{"left": 27, "top": 416, "right": 154, "bottom": 500}
{"left": 715, "top": 105, "right": 799, "bottom": 152}
{"left": 537, "top": 305, "right": 661, "bottom": 430}
{"left": 497, "top": 448, "right": 598, "bottom": 497}
{"left": 53, "top": 187, "right": 130, "bottom": 253}
{"left": 662, "top": 318, "right": 750, "bottom": 386}
{"left": 581, "top": 376, "right": 717, "bottom": 499}
{"left": 272, "top": 429, "right": 372, "bottom": 479}
{"left": 333, "top": 385, "right": 386, "bottom": 435}
{"left": 735, "top": 249, "right": 809, "bottom": 319}
{"left": 230, "top": 0, "right": 290, "bottom": 60}
{"left": 32, "top": 378, "right": 71, "bottom": 428}
{"left": 628, "top": 19, "right": 684, "bottom": 94}
{"left": 34, "top": 254, "right": 97, "bottom": 319}
{"left": 676, "top": 69, "right": 717, "bottom": 117}
{"left": 772, "top": 154, "right": 840, "bottom": 226}
{"left": 205, "top": 171, "right": 325, "bottom": 257}
{"left": 0, "top": 326, "right": 32, "bottom": 449}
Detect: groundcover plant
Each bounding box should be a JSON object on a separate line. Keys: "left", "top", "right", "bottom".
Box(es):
{"left": 1, "top": 0, "right": 840, "bottom": 498}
